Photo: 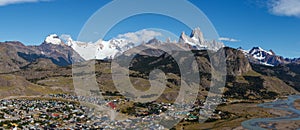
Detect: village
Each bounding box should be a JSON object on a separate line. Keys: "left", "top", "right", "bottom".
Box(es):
{"left": 0, "top": 94, "right": 228, "bottom": 129}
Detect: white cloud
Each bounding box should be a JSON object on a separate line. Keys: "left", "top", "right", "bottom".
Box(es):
{"left": 0, "top": 0, "right": 51, "bottom": 6}
{"left": 219, "top": 37, "right": 240, "bottom": 42}
{"left": 268, "top": 0, "right": 300, "bottom": 17}
{"left": 116, "top": 29, "right": 162, "bottom": 43}
{"left": 60, "top": 34, "right": 72, "bottom": 40}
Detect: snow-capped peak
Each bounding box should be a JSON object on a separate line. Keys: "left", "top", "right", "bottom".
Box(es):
{"left": 190, "top": 27, "right": 204, "bottom": 43}
{"left": 42, "top": 28, "right": 225, "bottom": 60}
{"left": 178, "top": 28, "right": 224, "bottom": 51}
{"left": 249, "top": 47, "right": 273, "bottom": 56}
{"left": 240, "top": 46, "right": 284, "bottom": 66}
{"left": 44, "top": 34, "right": 63, "bottom": 45}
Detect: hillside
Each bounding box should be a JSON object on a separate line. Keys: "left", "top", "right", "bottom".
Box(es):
{"left": 0, "top": 46, "right": 298, "bottom": 100}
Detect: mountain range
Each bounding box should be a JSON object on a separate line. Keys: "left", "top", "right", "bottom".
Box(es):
{"left": 0, "top": 28, "right": 300, "bottom": 101}
{"left": 240, "top": 47, "right": 300, "bottom": 66}
{"left": 0, "top": 28, "right": 299, "bottom": 71}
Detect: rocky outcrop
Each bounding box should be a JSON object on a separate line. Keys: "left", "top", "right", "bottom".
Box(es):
{"left": 224, "top": 47, "right": 252, "bottom": 76}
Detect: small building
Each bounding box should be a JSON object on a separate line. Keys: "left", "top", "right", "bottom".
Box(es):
{"left": 107, "top": 102, "right": 116, "bottom": 110}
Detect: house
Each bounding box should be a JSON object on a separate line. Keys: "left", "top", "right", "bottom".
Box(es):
{"left": 107, "top": 102, "right": 116, "bottom": 110}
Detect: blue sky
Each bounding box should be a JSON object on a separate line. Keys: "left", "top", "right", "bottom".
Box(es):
{"left": 0, "top": 0, "right": 300, "bottom": 58}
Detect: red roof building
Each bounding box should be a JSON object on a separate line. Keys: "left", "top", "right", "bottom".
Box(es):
{"left": 107, "top": 102, "right": 116, "bottom": 109}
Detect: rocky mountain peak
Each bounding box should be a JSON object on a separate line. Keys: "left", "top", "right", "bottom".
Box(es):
{"left": 178, "top": 28, "right": 224, "bottom": 51}
{"left": 146, "top": 38, "right": 162, "bottom": 45}
{"left": 269, "top": 49, "right": 276, "bottom": 55}
{"left": 240, "top": 46, "right": 299, "bottom": 66}
{"left": 190, "top": 27, "right": 204, "bottom": 43}
{"left": 2, "top": 41, "right": 25, "bottom": 46}
{"left": 179, "top": 31, "right": 188, "bottom": 41}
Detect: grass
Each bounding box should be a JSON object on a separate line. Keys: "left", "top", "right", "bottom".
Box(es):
{"left": 175, "top": 102, "right": 286, "bottom": 130}
{"left": 0, "top": 74, "right": 62, "bottom": 98}
{"left": 243, "top": 70, "right": 261, "bottom": 77}
{"left": 235, "top": 76, "right": 249, "bottom": 84}
{"left": 37, "top": 77, "right": 73, "bottom": 87}
{"left": 262, "top": 76, "right": 298, "bottom": 95}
